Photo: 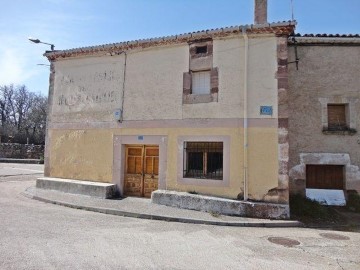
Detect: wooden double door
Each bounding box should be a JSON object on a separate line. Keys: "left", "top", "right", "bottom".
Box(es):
{"left": 124, "top": 145, "right": 159, "bottom": 198}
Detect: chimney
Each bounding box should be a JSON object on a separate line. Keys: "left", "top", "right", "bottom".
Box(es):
{"left": 254, "top": 0, "right": 267, "bottom": 24}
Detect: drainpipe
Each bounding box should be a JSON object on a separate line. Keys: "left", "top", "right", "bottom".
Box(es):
{"left": 120, "top": 51, "right": 127, "bottom": 122}
{"left": 242, "top": 27, "right": 249, "bottom": 201}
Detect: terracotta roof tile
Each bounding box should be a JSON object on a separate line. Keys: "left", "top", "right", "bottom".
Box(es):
{"left": 45, "top": 21, "right": 296, "bottom": 60}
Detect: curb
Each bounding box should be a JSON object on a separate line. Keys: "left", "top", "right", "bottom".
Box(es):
{"left": 22, "top": 190, "right": 303, "bottom": 228}
{"left": 0, "top": 158, "right": 42, "bottom": 164}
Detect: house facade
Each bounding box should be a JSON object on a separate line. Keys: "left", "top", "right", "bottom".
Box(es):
{"left": 288, "top": 35, "right": 360, "bottom": 200}
{"left": 43, "top": 21, "right": 295, "bottom": 207}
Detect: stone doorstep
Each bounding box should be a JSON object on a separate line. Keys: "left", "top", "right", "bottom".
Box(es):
{"left": 36, "top": 177, "right": 118, "bottom": 199}
{"left": 151, "top": 190, "right": 290, "bottom": 220}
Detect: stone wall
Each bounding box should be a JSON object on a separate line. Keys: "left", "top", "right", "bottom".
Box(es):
{"left": 288, "top": 41, "right": 360, "bottom": 194}
{"left": 0, "top": 143, "right": 44, "bottom": 159}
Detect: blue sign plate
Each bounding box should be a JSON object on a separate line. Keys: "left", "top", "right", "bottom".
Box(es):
{"left": 260, "top": 106, "right": 273, "bottom": 115}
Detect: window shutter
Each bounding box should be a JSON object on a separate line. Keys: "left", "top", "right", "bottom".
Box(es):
{"left": 192, "top": 71, "right": 211, "bottom": 94}
{"left": 328, "top": 104, "right": 346, "bottom": 129}
{"left": 210, "top": 67, "right": 219, "bottom": 94}
{"left": 183, "top": 72, "right": 192, "bottom": 95}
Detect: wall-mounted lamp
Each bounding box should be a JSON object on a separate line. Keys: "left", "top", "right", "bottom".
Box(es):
{"left": 28, "top": 37, "right": 55, "bottom": 51}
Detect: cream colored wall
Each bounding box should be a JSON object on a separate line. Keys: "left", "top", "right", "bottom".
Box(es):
{"left": 248, "top": 37, "right": 278, "bottom": 118}
{"left": 52, "top": 55, "right": 125, "bottom": 123}
{"left": 49, "top": 126, "right": 279, "bottom": 200}
{"left": 51, "top": 35, "right": 278, "bottom": 123}
{"left": 123, "top": 45, "right": 187, "bottom": 120}
{"left": 182, "top": 36, "right": 278, "bottom": 119}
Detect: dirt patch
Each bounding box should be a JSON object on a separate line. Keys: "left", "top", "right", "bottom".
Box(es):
{"left": 319, "top": 233, "right": 350, "bottom": 240}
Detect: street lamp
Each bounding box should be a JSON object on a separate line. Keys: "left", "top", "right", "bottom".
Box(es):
{"left": 28, "top": 37, "right": 55, "bottom": 51}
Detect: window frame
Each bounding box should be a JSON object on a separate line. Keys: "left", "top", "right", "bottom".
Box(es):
{"left": 191, "top": 70, "right": 211, "bottom": 95}
{"left": 183, "top": 141, "right": 223, "bottom": 180}
{"left": 177, "top": 136, "right": 230, "bottom": 187}
{"left": 327, "top": 103, "right": 348, "bottom": 131}
{"left": 319, "top": 97, "right": 358, "bottom": 135}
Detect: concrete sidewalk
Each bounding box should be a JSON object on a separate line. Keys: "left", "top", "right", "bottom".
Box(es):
{"left": 23, "top": 186, "right": 302, "bottom": 227}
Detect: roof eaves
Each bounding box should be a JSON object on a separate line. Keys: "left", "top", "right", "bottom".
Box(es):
{"left": 45, "top": 21, "right": 296, "bottom": 60}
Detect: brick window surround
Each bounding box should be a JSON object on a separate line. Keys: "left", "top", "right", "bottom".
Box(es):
{"left": 183, "top": 39, "right": 219, "bottom": 104}
{"left": 183, "top": 68, "right": 218, "bottom": 104}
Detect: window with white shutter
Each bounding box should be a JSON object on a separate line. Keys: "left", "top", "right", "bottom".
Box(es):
{"left": 192, "top": 71, "right": 210, "bottom": 95}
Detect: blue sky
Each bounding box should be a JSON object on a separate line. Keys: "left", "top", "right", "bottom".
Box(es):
{"left": 0, "top": 0, "right": 359, "bottom": 96}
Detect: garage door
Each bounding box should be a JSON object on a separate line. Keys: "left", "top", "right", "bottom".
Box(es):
{"left": 306, "top": 165, "right": 344, "bottom": 190}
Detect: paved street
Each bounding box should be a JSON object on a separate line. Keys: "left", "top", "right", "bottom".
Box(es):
{"left": 0, "top": 163, "right": 359, "bottom": 270}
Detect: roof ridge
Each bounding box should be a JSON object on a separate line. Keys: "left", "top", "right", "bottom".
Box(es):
{"left": 294, "top": 33, "right": 359, "bottom": 38}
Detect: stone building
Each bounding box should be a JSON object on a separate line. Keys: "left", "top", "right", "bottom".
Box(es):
{"left": 41, "top": 0, "right": 295, "bottom": 218}
{"left": 288, "top": 34, "right": 360, "bottom": 203}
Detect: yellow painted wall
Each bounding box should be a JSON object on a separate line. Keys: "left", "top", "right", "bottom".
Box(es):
{"left": 49, "top": 126, "right": 279, "bottom": 200}
{"left": 49, "top": 129, "right": 113, "bottom": 182}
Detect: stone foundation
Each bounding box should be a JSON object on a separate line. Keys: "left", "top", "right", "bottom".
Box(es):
{"left": 152, "top": 190, "right": 290, "bottom": 219}
{"left": 37, "top": 177, "right": 118, "bottom": 199}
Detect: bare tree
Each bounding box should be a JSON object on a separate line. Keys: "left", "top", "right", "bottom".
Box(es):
{"left": 0, "top": 84, "right": 47, "bottom": 144}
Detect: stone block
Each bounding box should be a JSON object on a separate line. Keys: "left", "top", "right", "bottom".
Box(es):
{"left": 151, "top": 190, "right": 290, "bottom": 219}
{"left": 36, "top": 177, "right": 118, "bottom": 199}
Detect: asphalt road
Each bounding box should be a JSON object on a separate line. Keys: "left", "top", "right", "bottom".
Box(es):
{"left": 0, "top": 163, "right": 359, "bottom": 270}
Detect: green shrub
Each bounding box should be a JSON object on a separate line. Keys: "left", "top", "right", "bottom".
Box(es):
{"left": 347, "top": 193, "right": 360, "bottom": 213}
{"left": 39, "top": 156, "right": 44, "bottom": 164}
{"left": 290, "top": 194, "right": 341, "bottom": 222}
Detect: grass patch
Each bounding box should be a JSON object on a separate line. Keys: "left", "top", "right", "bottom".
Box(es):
{"left": 209, "top": 211, "right": 221, "bottom": 218}
{"left": 346, "top": 193, "right": 360, "bottom": 213}
{"left": 290, "top": 194, "right": 342, "bottom": 224}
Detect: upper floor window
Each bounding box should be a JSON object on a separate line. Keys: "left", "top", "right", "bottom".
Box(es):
{"left": 192, "top": 71, "right": 211, "bottom": 95}
{"left": 327, "top": 104, "right": 348, "bottom": 131}
{"left": 319, "top": 97, "right": 357, "bottom": 135}
{"left": 195, "top": 45, "right": 207, "bottom": 54}
{"left": 183, "top": 39, "right": 218, "bottom": 104}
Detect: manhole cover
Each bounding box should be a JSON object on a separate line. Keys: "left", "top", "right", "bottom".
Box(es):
{"left": 319, "top": 233, "right": 350, "bottom": 240}
{"left": 267, "top": 237, "right": 300, "bottom": 247}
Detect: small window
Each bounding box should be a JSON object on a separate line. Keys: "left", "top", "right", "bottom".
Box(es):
{"left": 192, "top": 71, "right": 210, "bottom": 94}
{"left": 327, "top": 104, "right": 347, "bottom": 130}
{"left": 195, "top": 45, "right": 207, "bottom": 54}
{"left": 184, "top": 142, "right": 223, "bottom": 180}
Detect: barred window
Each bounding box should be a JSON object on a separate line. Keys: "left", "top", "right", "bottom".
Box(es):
{"left": 183, "top": 142, "right": 223, "bottom": 180}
